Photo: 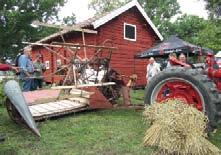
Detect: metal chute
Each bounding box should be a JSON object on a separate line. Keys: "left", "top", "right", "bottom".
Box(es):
{"left": 4, "top": 80, "right": 40, "bottom": 137}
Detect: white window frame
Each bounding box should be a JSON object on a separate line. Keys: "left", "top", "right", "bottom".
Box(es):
{"left": 124, "top": 23, "right": 137, "bottom": 41}
{"left": 45, "top": 61, "right": 50, "bottom": 70}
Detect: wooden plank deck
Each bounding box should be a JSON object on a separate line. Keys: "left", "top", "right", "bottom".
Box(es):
{"left": 29, "top": 100, "right": 88, "bottom": 121}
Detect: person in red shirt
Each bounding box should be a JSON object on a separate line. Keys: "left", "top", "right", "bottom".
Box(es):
{"left": 0, "top": 64, "right": 18, "bottom": 72}
{"left": 0, "top": 63, "right": 18, "bottom": 143}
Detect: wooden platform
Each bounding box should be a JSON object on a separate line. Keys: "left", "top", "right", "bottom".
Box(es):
{"left": 29, "top": 100, "right": 88, "bottom": 121}
{"left": 23, "top": 88, "right": 112, "bottom": 121}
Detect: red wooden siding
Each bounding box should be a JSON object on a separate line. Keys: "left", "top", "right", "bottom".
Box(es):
{"left": 96, "top": 7, "right": 156, "bottom": 86}
{"left": 32, "top": 6, "right": 159, "bottom": 86}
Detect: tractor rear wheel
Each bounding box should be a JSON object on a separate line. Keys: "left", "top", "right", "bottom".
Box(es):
{"left": 144, "top": 67, "right": 221, "bottom": 128}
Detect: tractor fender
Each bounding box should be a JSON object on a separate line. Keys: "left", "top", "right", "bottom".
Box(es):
{"left": 4, "top": 80, "right": 41, "bottom": 137}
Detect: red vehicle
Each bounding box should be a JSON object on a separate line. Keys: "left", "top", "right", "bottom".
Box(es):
{"left": 144, "top": 53, "right": 221, "bottom": 128}
{"left": 215, "top": 51, "right": 221, "bottom": 68}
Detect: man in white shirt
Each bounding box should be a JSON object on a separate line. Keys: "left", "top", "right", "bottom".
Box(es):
{"left": 146, "top": 57, "right": 160, "bottom": 84}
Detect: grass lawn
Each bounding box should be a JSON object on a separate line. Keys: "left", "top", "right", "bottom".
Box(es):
{"left": 0, "top": 89, "right": 221, "bottom": 155}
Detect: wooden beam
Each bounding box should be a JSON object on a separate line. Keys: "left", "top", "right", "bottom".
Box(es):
{"left": 32, "top": 21, "right": 97, "bottom": 34}
{"left": 43, "top": 45, "right": 69, "bottom": 61}
{"left": 82, "top": 31, "right": 87, "bottom": 59}
{"left": 23, "top": 42, "right": 118, "bottom": 50}
{"left": 23, "top": 42, "right": 64, "bottom": 48}
{"left": 52, "top": 42, "right": 118, "bottom": 50}
{"left": 51, "top": 82, "right": 116, "bottom": 90}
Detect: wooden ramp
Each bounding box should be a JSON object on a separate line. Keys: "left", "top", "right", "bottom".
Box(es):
{"left": 29, "top": 100, "right": 88, "bottom": 121}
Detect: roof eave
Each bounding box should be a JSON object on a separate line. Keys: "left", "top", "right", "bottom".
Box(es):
{"left": 92, "top": 0, "right": 163, "bottom": 41}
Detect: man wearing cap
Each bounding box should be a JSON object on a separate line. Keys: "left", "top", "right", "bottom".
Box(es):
{"left": 33, "top": 54, "right": 45, "bottom": 89}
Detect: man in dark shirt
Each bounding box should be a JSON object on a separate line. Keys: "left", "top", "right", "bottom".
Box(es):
{"left": 33, "top": 54, "right": 45, "bottom": 89}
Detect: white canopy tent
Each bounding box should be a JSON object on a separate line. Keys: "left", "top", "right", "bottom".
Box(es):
{"left": 215, "top": 51, "right": 221, "bottom": 57}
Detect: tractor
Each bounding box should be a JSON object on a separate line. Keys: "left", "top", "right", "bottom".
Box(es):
{"left": 144, "top": 53, "right": 221, "bottom": 128}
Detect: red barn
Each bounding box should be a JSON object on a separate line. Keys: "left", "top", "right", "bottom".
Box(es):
{"left": 31, "top": 0, "right": 163, "bottom": 87}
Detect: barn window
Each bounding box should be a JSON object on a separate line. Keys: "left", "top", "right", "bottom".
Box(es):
{"left": 124, "top": 23, "right": 136, "bottom": 41}
{"left": 45, "top": 61, "right": 50, "bottom": 70}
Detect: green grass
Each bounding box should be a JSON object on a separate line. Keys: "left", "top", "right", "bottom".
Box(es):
{"left": 130, "top": 89, "right": 145, "bottom": 104}
{"left": 116, "top": 89, "right": 145, "bottom": 105}
{"left": 0, "top": 105, "right": 153, "bottom": 154}
{"left": 1, "top": 89, "right": 221, "bottom": 155}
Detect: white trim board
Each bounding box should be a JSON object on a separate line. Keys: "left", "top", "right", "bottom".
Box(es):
{"left": 92, "top": 0, "right": 163, "bottom": 41}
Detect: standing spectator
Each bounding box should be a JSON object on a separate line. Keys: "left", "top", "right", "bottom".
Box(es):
{"left": 33, "top": 54, "right": 45, "bottom": 89}
{"left": 18, "top": 47, "right": 35, "bottom": 92}
{"left": 146, "top": 57, "right": 160, "bottom": 84}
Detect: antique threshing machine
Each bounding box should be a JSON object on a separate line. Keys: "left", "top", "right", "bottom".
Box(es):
{"left": 3, "top": 25, "right": 122, "bottom": 137}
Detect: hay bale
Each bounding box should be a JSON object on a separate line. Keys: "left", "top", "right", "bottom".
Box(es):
{"left": 143, "top": 99, "right": 220, "bottom": 155}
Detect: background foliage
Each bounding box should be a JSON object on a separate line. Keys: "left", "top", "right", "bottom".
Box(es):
{"left": 205, "top": 0, "right": 221, "bottom": 19}
{"left": 0, "top": 0, "right": 76, "bottom": 57}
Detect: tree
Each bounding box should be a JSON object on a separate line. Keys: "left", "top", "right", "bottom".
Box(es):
{"left": 204, "top": 0, "right": 221, "bottom": 19}
{"left": 138, "top": 0, "right": 180, "bottom": 37}
{"left": 88, "top": 0, "right": 180, "bottom": 37}
{"left": 62, "top": 13, "right": 76, "bottom": 25}
{"left": 168, "top": 14, "right": 207, "bottom": 42}
{"left": 89, "top": 0, "right": 130, "bottom": 15}
{"left": 167, "top": 14, "right": 221, "bottom": 52}
{"left": 0, "top": 0, "right": 66, "bottom": 57}
{"left": 202, "top": 0, "right": 221, "bottom": 51}
{"left": 194, "top": 21, "right": 221, "bottom": 52}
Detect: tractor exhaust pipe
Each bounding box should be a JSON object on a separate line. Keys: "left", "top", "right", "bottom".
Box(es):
{"left": 4, "top": 80, "right": 41, "bottom": 137}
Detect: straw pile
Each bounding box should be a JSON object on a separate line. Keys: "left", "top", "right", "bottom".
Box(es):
{"left": 143, "top": 99, "right": 220, "bottom": 155}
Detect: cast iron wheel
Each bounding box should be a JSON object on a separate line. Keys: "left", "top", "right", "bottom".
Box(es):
{"left": 99, "top": 85, "right": 121, "bottom": 103}
{"left": 5, "top": 98, "right": 23, "bottom": 124}
{"left": 144, "top": 67, "right": 221, "bottom": 128}
{"left": 99, "top": 69, "right": 122, "bottom": 104}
